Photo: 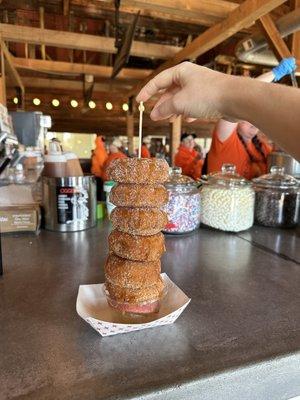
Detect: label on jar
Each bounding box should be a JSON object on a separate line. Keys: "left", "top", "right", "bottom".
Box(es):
{"left": 57, "top": 186, "right": 89, "bottom": 224}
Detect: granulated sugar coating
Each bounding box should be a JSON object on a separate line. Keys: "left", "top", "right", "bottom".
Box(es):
{"left": 110, "top": 183, "right": 168, "bottom": 208}
{"left": 107, "top": 158, "right": 169, "bottom": 184}
{"left": 108, "top": 230, "right": 165, "bottom": 261}
{"left": 106, "top": 277, "right": 164, "bottom": 303}
{"left": 110, "top": 207, "right": 168, "bottom": 235}
{"left": 105, "top": 254, "right": 161, "bottom": 289}
{"left": 105, "top": 157, "right": 169, "bottom": 314}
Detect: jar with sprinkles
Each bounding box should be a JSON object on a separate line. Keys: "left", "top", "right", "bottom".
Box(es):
{"left": 163, "top": 167, "right": 201, "bottom": 234}
{"left": 200, "top": 163, "right": 254, "bottom": 232}
{"left": 253, "top": 166, "right": 300, "bottom": 228}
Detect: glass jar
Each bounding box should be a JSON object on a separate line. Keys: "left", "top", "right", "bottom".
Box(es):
{"left": 163, "top": 167, "right": 200, "bottom": 234}
{"left": 103, "top": 180, "right": 116, "bottom": 217}
{"left": 253, "top": 166, "right": 300, "bottom": 228}
{"left": 200, "top": 163, "right": 254, "bottom": 232}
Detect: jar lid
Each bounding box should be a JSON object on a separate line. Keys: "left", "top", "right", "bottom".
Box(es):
{"left": 165, "top": 167, "right": 197, "bottom": 188}
{"left": 205, "top": 163, "right": 250, "bottom": 188}
{"left": 253, "top": 165, "right": 299, "bottom": 189}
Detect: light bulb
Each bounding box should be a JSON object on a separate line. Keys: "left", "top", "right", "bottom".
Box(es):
{"left": 105, "top": 102, "right": 113, "bottom": 110}
{"left": 88, "top": 100, "right": 96, "bottom": 109}
{"left": 70, "top": 99, "right": 78, "bottom": 108}
{"left": 52, "top": 99, "right": 60, "bottom": 107}
{"left": 122, "top": 103, "right": 129, "bottom": 112}
{"left": 13, "top": 97, "right": 18, "bottom": 105}
{"left": 33, "top": 98, "right": 41, "bottom": 106}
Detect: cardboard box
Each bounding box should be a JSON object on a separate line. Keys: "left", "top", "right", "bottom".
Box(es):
{"left": 0, "top": 204, "right": 40, "bottom": 233}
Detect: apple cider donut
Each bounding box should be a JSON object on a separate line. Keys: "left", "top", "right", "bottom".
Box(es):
{"left": 107, "top": 158, "right": 169, "bottom": 184}
{"left": 110, "top": 184, "right": 168, "bottom": 208}
{"left": 110, "top": 207, "right": 168, "bottom": 235}
{"left": 108, "top": 230, "right": 165, "bottom": 261}
{"left": 105, "top": 254, "right": 161, "bottom": 289}
{"left": 105, "top": 276, "right": 164, "bottom": 304}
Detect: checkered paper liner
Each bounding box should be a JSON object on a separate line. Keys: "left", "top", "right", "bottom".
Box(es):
{"left": 76, "top": 273, "right": 191, "bottom": 337}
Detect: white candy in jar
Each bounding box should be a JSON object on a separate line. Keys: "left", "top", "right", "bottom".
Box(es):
{"left": 200, "top": 185, "right": 254, "bottom": 232}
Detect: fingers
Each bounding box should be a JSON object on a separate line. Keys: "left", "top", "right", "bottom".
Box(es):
{"left": 150, "top": 96, "right": 178, "bottom": 121}
{"left": 136, "top": 65, "right": 179, "bottom": 103}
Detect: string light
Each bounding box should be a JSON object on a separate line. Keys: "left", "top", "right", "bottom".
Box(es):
{"left": 122, "top": 103, "right": 129, "bottom": 112}
{"left": 13, "top": 97, "right": 18, "bottom": 105}
{"left": 70, "top": 99, "right": 78, "bottom": 108}
{"left": 105, "top": 102, "right": 113, "bottom": 110}
{"left": 33, "top": 98, "right": 41, "bottom": 106}
{"left": 52, "top": 99, "right": 60, "bottom": 107}
{"left": 88, "top": 100, "right": 96, "bottom": 109}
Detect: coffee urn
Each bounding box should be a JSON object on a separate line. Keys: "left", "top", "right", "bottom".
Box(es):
{"left": 43, "top": 175, "right": 96, "bottom": 232}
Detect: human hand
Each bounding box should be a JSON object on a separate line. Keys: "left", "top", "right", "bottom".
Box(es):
{"left": 272, "top": 57, "right": 297, "bottom": 82}
{"left": 136, "top": 62, "right": 228, "bottom": 122}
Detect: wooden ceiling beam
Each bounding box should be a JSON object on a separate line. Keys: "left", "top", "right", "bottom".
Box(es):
{"left": 0, "top": 23, "right": 182, "bottom": 59}
{"left": 6, "top": 76, "right": 129, "bottom": 96}
{"left": 259, "top": 14, "right": 292, "bottom": 59}
{"left": 2, "top": 42, "right": 24, "bottom": 93}
{"left": 12, "top": 57, "right": 152, "bottom": 80}
{"left": 71, "top": 0, "right": 238, "bottom": 27}
{"left": 128, "top": 0, "right": 287, "bottom": 96}
{"left": 290, "top": 0, "right": 300, "bottom": 60}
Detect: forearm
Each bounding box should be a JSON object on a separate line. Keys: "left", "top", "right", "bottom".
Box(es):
{"left": 220, "top": 76, "right": 300, "bottom": 160}
{"left": 256, "top": 70, "right": 275, "bottom": 83}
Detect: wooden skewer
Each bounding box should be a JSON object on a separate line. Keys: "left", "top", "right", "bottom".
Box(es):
{"left": 138, "top": 101, "right": 144, "bottom": 158}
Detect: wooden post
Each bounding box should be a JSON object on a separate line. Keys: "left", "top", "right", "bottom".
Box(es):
{"left": 127, "top": 107, "right": 134, "bottom": 156}
{"left": 170, "top": 115, "right": 181, "bottom": 166}
{"left": 0, "top": 42, "right": 6, "bottom": 106}
{"left": 63, "top": 0, "right": 70, "bottom": 16}
{"left": 39, "top": 7, "right": 46, "bottom": 60}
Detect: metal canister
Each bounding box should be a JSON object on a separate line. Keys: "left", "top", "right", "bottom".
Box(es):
{"left": 43, "top": 175, "right": 96, "bottom": 232}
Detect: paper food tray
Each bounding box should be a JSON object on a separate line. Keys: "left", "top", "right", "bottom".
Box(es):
{"left": 76, "top": 273, "right": 191, "bottom": 337}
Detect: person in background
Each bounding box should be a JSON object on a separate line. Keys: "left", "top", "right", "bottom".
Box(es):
{"left": 50, "top": 137, "right": 63, "bottom": 152}
{"left": 91, "top": 134, "right": 108, "bottom": 200}
{"left": 174, "top": 133, "right": 204, "bottom": 180}
{"left": 102, "top": 138, "right": 127, "bottom": 181}
{"left": 121, "top": 137, "right": 130, "bottom": 156}
{"left": 207, "top": 57, "right": 296, "bottom": 179}
{"left": 141, "top": 136, "right": 151, "bottom": 158}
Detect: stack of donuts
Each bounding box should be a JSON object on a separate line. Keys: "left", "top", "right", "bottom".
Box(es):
{"left": 105, "top": 158, "right": 169, "bottom": 314}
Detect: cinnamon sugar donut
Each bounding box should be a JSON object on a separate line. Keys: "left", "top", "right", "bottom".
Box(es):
{"left": 105, "top": 254, "right": 161, "bottom": 289}
{"left": 106, "top": 277, "right": 164, "bottom": 304}
{"left": 110, "top": 207, "right": 168, "bottom": 235}
{"left": 108, "top": 230, "right": 165, "bottom": 261}
{"left": 107, "top": 158, "right": 169, "bottom": 184}
{"left": 110, "top": 184, "right": 168, "bottom": 208}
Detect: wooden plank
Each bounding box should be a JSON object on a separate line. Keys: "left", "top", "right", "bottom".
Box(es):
{"left": 39, "top": 7, "right": 46, "bottom": 60}
{"left": 0, "top": 41, "right": 6, "bottom": 106}
{"left": 1, "top": 41, "right": 25, "bottom": 95}
{"left": 259, "top": 14, "right": 292, "bottom": 59}
{"left": 0, "top": 23, "right": 182, "bottom": 59}
{"left": 12, "top": 58, "right": 152, "bottom": 80}
{"left": 63, "top": 0, "right": 70, "bottom": 16}
{"left": 128, "top": 0, "right": 287, "bottom": 96}
{"left": 126, "top": 112, "right": 134, "bottom": 155}
{"left": 170, "top": 116, "right": 181, "bottom": 166}
{"left": 6, "top": 76, "right": 129, "bottom": 95}
{"left": 290, "top": 0, "right": 300, "bottom": 59}
{"left": 71, "top": 0, "right": 238, "bottom": 27}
